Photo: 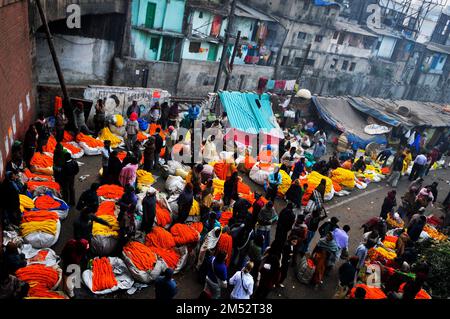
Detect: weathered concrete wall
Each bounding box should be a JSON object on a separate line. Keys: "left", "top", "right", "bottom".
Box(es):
{"left": 37, "top": 85, "right": 86, "bottom": 116}
{"left": 112, "top": 56, "right": 450, "bottom": 102}
{"left": 176, "top": 59, "right": 219, "bottom": 96}
{"left": 0, "top": 0, "right": 35, "bottom": 178}
{"left": 109, "top": 58, "right": 277, "bottom": 97}
{"left": 245, "top": 0, "right": 339, "bottom": 23}
{"left": 277, "top": 63, "right": 446, "bottom": 102}
{"left": 36, "top": 33, "right": 115, "bottom": 85}
{"left": 176, "top": 59, "right": 275, "bottom": 97}
{"left": 224, "top": 64, "right": 276, "bottom": 92}
{"left": 112, "top": 57, "right": 179, "bottom": 93}
{"left": 29, "top": 0, "right": 127, "bottom": 30}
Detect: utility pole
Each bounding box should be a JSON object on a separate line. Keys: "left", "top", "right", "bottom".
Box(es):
{"left": 120, "top": 0, "right": 132, "bottom": 58}
{"left": 296, "top": 43, "right": 312, "bottom": 86}
{"left": 274, "top": 24, "right": 289, "bottom": 79}
{"left": 35, "top": 0, "right": 69, "bottom": 104}
{"left": 214, "top": 0, "right": 237, "bottom": 92}
{"left": 357, "top": 0, "right": 369, "bottom": 25}
{"left": 223, "top": 30, "right": 241, "bottom": 91}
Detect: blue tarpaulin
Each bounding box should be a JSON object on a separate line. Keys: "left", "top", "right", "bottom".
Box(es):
{"left": 314, "top": 0, "right": 340, "bottom": 7}
{"left": 346, "top": 133, "right": 387, "bottom": 151}
{"left": 311, "top": 96, "right": 387, "bottom": 150}
{"left": 348, "top": 97, "right": 400, "bottom": 127}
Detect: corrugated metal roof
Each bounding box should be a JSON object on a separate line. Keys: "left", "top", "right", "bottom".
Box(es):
{"left": 367, "top": 26, "right": 402, "bottom": 39}
{"left": 311, "top": 96, "right": 388, "bottom": 149}
{"left": 312, "top": 96, "right": 373, "bottom": 138}
{"left": 235, "top": 2, "right": 277, "bottom": 22}
{"left": 335, "top": 19, "right": 378, "bottom": 37}
{"left": 350, "top": 97, "right": 450, "bottom": 128}
{"left": 426, "top": 42, "right": 450, "bottom": 55}
{"left": 218, "top": 91, "right": 283, "bottom": 138}
{"left": 348, "top": 97, "right": 400, "bottom": 127}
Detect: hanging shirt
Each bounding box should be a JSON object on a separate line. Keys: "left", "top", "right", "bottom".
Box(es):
{"left": 407, "top": 131, "right": 416, "bottom": 145}
{"left": 256, "top": 23, "right": 268, "bottom": 42}
{"left": 412, "top": 133, "right": 421, "bottom": 152}
{"left": 284, "top": 80, "right": 296, "bottom": 91}
{"left": 257, "top": 78, "right": 268, "bottom": 92}
{"left": 275, "top": 80, "right": 286, "bottom": 90}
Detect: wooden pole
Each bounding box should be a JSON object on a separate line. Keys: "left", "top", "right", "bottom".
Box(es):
{"left": 223, "top": 30, "right": 241, "bottom": 91}
{"left": 214, "top": 0, "right": 237, "bottom": 92}
{"left": 35, "top": 0, "right": 69, "bottom": 104}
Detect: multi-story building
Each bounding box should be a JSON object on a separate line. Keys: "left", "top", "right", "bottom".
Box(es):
{"left": 15, "top": 0, "right": 450, "bottom": 109}
{"left": 130, "top": 0, "right": 186, "bottom": 62}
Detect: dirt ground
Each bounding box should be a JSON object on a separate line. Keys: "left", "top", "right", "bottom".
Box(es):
{"left": 52, "top": 154, "right": 450, "bottom": 299}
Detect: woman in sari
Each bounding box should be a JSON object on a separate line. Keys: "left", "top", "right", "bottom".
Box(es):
{"left": 254, "top": 241, "right": 282, "bottom": 299}
{"left": 312, "top": 232, "right": 340, "bottom": 287}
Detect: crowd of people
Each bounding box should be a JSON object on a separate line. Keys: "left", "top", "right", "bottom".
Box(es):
{"left": 0, "top": 98, "right": 449, "bottom": 300}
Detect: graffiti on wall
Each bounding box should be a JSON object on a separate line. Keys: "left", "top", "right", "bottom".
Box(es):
{"left": 83, "top": 86, "right": 171, "bottom": 124}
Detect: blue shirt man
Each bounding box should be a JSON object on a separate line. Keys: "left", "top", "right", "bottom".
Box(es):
{"left": 155, "top": 268, "right": 178, "bottom": 300}
{"left": 313, "top": 139, "right": 327, "bottom": 160}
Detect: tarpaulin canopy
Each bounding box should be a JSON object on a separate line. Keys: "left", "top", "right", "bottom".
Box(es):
{"left": 219, "top": 91, "right": 284, "bottom": 139}
{"left": 314, "top": 0, "right": 341, "bottom": 7}
{"left": 349, "top": 96, "right": 450, "bottom": 128}
{"left": 348, "top": 97, "right": 400, "bottom": 127}
{"left": 311, "top": 96, "right": 387, "bottom": 150}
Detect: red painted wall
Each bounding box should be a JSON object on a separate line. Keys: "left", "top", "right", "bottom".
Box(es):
{"left": 0, "top": 0, "right": 35, "bottom": 179}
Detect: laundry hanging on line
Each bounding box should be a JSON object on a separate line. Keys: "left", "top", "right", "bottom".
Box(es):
{"left": 284, "top": 80, "right": 296, "bottom": 91}
{"left": 274, "top": 80, "right": 286, "bottom": 90}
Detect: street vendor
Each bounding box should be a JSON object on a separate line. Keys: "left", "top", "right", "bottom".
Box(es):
{"left": 281, "top": 147, "right": 301, "bottom": 171}
{"left": 313, "top": 139, "right": 327, "bottom": 162}
{"left": 266, "top": 167, "right": 283, "bottom": 202}
{"left": 300, "top": 135, "right": 311, "bottom": 149}
{"left": 148, "top": 102, "right": 161, "bottom": 123}
{"left": 352, "top": 156, "right": 366, "bottom": 172}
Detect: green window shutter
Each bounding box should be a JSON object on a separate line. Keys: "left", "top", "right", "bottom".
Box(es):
{"left": 145, "top": 2, "right": 156, "bottom": 29}
{"left": 150, "top": 37, "right": 159, "bottom": 51}
{"left": 208, "top": 44, "right": 218, "bottom": 61}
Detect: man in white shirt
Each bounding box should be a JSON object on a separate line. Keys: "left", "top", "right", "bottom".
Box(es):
{"left": 409, "top": 154, "right": 427, "bottom": 181}
{"left": 228, "top": 261, "right": 254, "bottom": 299}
